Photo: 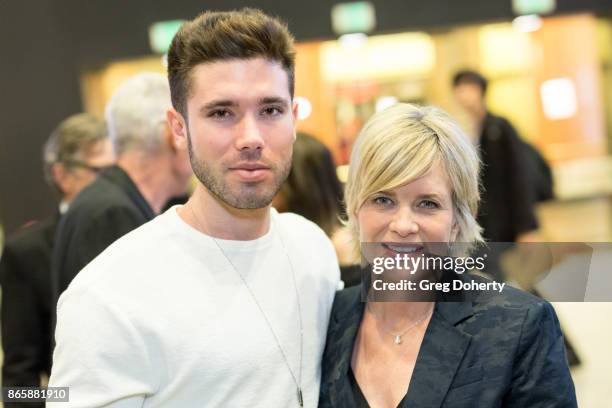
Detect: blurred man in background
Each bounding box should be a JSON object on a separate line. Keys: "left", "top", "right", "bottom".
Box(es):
{"left": 0, "top": 113, "right": 114, "bottom": 406}
{"left": 452, "top": 69, "right": 543, "bottom": 244}
{"left": 453, "top": 70, "right": 580, "bottom": 366}
{"left": 51, "top": 72, "right": 192, "bottom": 297}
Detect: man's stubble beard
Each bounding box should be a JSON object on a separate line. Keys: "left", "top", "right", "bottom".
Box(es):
{"left": 187, "top": 132, "right": 292, "bottom": 210}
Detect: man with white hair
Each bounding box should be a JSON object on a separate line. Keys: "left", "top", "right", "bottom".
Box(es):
{"left": 1, "top": 113, "right": 114, "bottom": 408}
{"left": 51, "top": 72, "right": 192, "bottom": 296}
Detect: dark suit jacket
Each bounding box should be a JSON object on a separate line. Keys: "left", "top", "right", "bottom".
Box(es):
{"left": 478, "top": 113, "right": 539, "bottom": 243}
{"left": 319, "top": 276, "right": 577, "bottom": 407}
{"left": 51, "top": 165, "right": 155, "bottom": 297}
{"left": 1, "top": 215, "right": 58, "bottom": 408}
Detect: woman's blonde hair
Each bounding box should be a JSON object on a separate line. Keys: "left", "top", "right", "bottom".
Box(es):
{"left": 344, "top": 103, "right": 483, "bottom": 256}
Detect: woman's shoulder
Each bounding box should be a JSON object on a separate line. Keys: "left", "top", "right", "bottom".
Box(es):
{"left": 468, "top": 273, "right": 551, "bottom": 314}
{"left": 455, "top": 274, "right": 560, "bottom": 341}
{"left": 330, "top": 285, "right": 362, "bottom": 320}
{"left": 329, "top": 275, "right": 558, "bottom": 331}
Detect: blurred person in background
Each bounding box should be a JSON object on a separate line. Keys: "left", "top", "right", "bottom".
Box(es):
{"left": 0, "top": 113, "right": 114, "bottom": 406}
{"left": 452, "top": 69, "right": 544, "bottom": 245}
{"left": 319, "top": 103, "right": 576, "bottom": 407}
{"left": 273, "top": 132, "right": 355, "bottom": 281}
{"left": 274, "top": 133, "right": 343, "bottom": 238}
{"left": 452, "top": 70, "right": 580, "bottom": 366}
{"left": 51, "top": 72, "right": 192, "bottom": 297}
{"left": 452, "top": 69, "right": 562, "bottom": 285}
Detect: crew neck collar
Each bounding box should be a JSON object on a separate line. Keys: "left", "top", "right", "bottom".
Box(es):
{"left": 166, "top": 205, "right": 278, "bottom": 251}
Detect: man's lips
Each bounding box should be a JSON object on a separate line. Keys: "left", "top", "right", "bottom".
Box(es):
{"left": 229, "top": 162, "right": 270, "bottom": 171}
{"left": 228, "top": 163, "right": 271, "bottom": 181}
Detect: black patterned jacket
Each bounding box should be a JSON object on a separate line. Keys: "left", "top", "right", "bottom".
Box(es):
{"left": 319, "top": 277, "right": 577, "bottom": 408}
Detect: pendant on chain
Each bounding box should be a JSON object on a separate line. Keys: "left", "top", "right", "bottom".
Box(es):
{"left": 394, "top": 335, "right": 402, "bottom": 345}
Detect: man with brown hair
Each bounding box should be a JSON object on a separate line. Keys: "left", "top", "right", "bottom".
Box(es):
{"left": 1, "top": 113, "right": 114, "bottom": 407}
{"left": 49, "top": 9, "right": 339, "bottom": 407}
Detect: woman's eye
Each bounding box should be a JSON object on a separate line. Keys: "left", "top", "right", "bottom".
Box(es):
{"left": 419, "top": 200, "right": 440, "bottom": 209}
{"left": 373, "top": 196, "right": 393, "bottom": 206}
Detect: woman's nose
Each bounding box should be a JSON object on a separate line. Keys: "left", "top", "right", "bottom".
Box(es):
{"left": 389, "top": 208, "right": 419, "bottom": 238}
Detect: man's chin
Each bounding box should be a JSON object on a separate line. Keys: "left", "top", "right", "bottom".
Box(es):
{"left": 220, "top": 189, "right": 276, "bottom": 210}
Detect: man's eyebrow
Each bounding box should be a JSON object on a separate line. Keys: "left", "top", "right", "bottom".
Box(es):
{"left": 201, "top": 100, "right": 238, "bottom": 111}
{"left": 199, "top": 97, "right": 289, "bottom": 113}
{"left": 260, "top": 97, "right": 290, "bottom": 106}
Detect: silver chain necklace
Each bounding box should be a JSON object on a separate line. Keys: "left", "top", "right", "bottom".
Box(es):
{"left": 189, "top": 206, "right": 304, "bottom": 407}
{"left": 366, "top": 303, "right": 434, "bottom": 345}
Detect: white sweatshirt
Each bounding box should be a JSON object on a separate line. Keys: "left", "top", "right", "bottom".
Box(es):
{"left": 48, "top": 207, "right": 340, "bottom": 407}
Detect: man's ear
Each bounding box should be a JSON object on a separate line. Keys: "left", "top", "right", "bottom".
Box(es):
{"left": 292, "top": 99, "right": 299, "bottom": 120}
{"left": 291, "top": 100, "right": 298, "bottom": 140}
{"left": 51, "top": 162, "right": 69, "bottom": 194}
{"left": 167, "top": 108, "right": 188, "bottom": 151}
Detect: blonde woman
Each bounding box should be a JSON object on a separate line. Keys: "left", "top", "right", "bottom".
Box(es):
{"left": 319, "top": 104, "right": 576, "bottom": 407}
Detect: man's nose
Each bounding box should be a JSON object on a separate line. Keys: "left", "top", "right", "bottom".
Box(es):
{"left": 235, "top": 114, "right": 264, "bottom": 151}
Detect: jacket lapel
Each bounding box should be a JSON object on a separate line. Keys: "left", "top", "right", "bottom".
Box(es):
{"left": 325, "top": 287, "right": 365, "bottom": 408}
{"left": 401, "top": 301, "right": 474, "bottom": 408}
{"left": 102, "top": 165, "right": 155, "bottom": 220}
{"left": 323, "top": 287, "right": 475, "bottom": 408}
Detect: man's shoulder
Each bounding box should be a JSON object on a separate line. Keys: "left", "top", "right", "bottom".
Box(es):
{"left": 68, "top": 176, "right": 135, "bottom": 218}
{"left": 65, "top": 214, "right": 173, "bottom": 288}
{"left": 484, "top": 113, "right": 520, "bottom": 141}
{"left": 93, "top": 212, "right": 172, "bottom": 256}
{"left": 276, "top": 211, "right": 329, "bottom": 241}
{"left": 485, "top": 112, "right": 512, "bottom": 127}
{"left": 1, "top": 219, "right": 54, "bottom": 284}
{"left": 59, "top": 179, "right": 146, "bottom": 242}
{"left": 3, "top": 216, "right": 56, "bottom": 258}
{"left": 276, "top": 211, "right": 337, "bottom": 259}
{"left": 275, "top": 211, "right": 340, "bottom": 285}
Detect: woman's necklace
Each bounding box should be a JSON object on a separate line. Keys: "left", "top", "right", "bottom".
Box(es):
{"left": 366, "top": 302, "right": 434, "bottom": 345}
{"left": 189, "top": 205, "right": 304, "bottom": 407}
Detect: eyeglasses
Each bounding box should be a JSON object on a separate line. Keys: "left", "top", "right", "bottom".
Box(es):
{"left": 63, "top": 159, "right": 108, "bottom": 174}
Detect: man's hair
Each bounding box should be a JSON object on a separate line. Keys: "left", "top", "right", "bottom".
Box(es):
{"left": 167, "top": 8, "right": 296, "bottom": 116}
{"left": 43, "top": 113, "right": 108, "bottom": 187}
{"left": 452, "top": 69, "right": 488, "bottom": 94}
{"left": 105, "top": 72, "right": 171, "bottom": 156}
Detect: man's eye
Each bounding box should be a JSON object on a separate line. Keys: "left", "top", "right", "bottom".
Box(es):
{"left": 419, "top": 200, "right": 440, "bottom": 209}
{"left": 261, "top": 106, "right": 283, "bottom": 116}
{"left": 208, "top": 109, "right": 232, "bottom": 118}
{"left": 373, "top": 196, "right": 393, "bottom": 206}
